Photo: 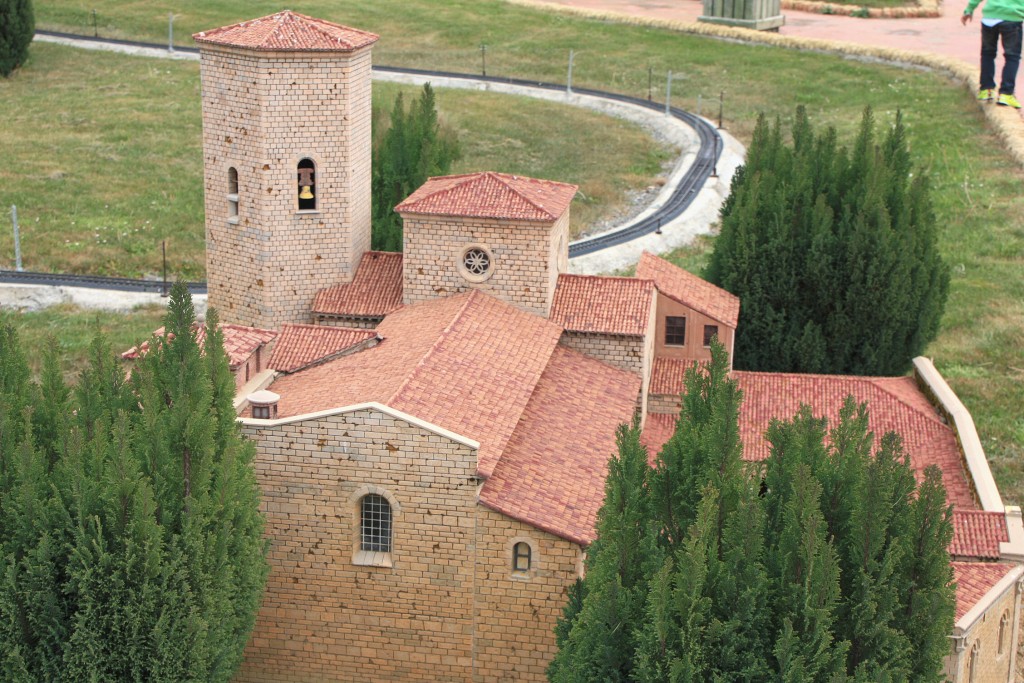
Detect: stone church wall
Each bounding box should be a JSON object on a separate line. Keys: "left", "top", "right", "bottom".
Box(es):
{"left": 945, "top": 577, "right": 1021, "bottom": 683}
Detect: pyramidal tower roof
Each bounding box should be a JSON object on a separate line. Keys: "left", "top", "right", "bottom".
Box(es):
{"left": 395, "top": 172, "right": 578, "bottom": 222}
{"left": 193, "top": 10, "right": 379, "bottom": 52}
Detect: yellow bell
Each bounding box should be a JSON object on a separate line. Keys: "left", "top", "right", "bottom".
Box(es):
{"left": 299, "top": 185, "right": 314, "bottom": 200}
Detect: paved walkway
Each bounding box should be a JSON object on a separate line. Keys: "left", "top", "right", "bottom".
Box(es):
{"left": 541, "top": 0, "right": 979, "bottom": 72}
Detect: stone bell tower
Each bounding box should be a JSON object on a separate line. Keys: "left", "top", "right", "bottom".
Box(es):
{"left": 194, "top": 11, "right": 378, "bottom": 329}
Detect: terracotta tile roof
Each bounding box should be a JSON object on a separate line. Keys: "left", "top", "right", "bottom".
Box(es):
{"left": 480, "top": 346, "right": 641, "bottom": 545}
{"left": 952, "top": 562, "right": 1017, "bottom": 621}
{"left": 642, "top": 370, "right": 975, "bottom": 510}
{"left": 193, "top": 11, "right": 378, "bottom": 52}
{"left": 649, "top": 357, "right": 700, "bottom": 395}
{"left": 636, "top": 251, "right": 740, "bottom": 327}
{"left": 122, "top": 324, "right": 277, "bottom": 370}
{"left": 639, "top": 412, "right": 676, "bottom": 463}
{"left": 312, "top": 251, "right": 403, "bottom": 318}
{"left": 269, "top": 324, "right": 377, "bottom": 374}
{"left": 395, "top": 172, "right": 577, "bottom": 222}
{"left": 951, "top": 510, "right": 1009, "bottom": 560}
{"left": 267, "top": 290, "right": 563, "bottom": 477}
{"left": 549, "top": 274, "right": 654, "bottom": 336}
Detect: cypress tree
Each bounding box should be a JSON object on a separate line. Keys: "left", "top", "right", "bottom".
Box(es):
{"left": 0, "top": 0, "right": 33, "bottom": 78}
{"left": 371, "top": 84, "right": 461, "bottom": 251}
{"left": 0, "top": 285, "right": 267, "bottom": 681}
{"left": 548, "top": 421, "right": 658, "bottom": 683}
{"left": 705, "top": 106, "right": 949, "bottom": 376}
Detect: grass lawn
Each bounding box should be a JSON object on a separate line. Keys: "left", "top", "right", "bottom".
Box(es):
{"left": 0, "top": 304, "right": 166, "bottom": 383}
{"left": 0, "top": 43, "right": 671, "bottom": 279}
{"left": 16, "top": 0, "right": 1024, "bottom": 506}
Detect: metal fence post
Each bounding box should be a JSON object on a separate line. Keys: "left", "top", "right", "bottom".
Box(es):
{"left": 11, "top": 206, "right": 22, "bottom": 272}
{"left": 665, "top": 71, "right": 673, "bottom": 116}
{"left": 168, "top": 13, "right": 175, "bottom": 52}
{"left": 92, "top": 9, "right": 98, "bottom": 37}
{"left": 480, "top": 44, "right": 487, "bottom": 77}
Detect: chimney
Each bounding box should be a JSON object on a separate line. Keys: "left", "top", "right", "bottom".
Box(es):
{"left": 248, "top": 390, "right": 280, "bottom": 419}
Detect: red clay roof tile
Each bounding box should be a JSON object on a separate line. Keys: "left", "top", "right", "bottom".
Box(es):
{"left": 643, "top": 370, "right": 975, "bottom": 510}
{"left": 480, "top": 346, "right": 640, "bottom": 545}
{"left": 193, "top": 11, "right": 378, "bottom": 52}
{"left": 312, "top": 251, "right": 403, "bottom": 318}
{"left": 395, "top": 172, "right": 577, "bottom": 221}
{"left": 951, "top": 510, "right": 1009, "bottom": 560}
{"left": 649, "top": 357, "right": 699, "bottom": 395}
{"left": 952, "top": 562, "right": 1017, "bottom": 621}
{"left": 269, "top": 324, "right": 377, "bottom": 374}
{"left": 637, "top": 251, "right": 740, "bottom": 327}
{"left": 267, "top": 290, "right": 563, "bottom": 478}
{"left": 122, "top": 324, "right": 277, "bottom": 370}
{"left": 549, "top": 274, "right": 654, "bottom": 336}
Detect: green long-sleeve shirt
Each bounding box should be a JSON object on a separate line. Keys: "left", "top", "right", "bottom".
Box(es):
{"left": 965, "top": 0, "right": 1024, "bottom": 22}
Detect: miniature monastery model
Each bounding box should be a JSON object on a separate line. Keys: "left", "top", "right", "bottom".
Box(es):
{"left": 135, "top": 11, "right": 1024, "bottom": 682}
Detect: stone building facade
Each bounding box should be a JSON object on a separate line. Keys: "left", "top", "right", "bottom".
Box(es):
{"left": 188, "top": 12, "right": 1024, "bottom": 683}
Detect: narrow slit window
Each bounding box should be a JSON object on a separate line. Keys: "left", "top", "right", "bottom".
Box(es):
{"left": 512, "top": 542, "right": 531, "bottom": 572}
{"left": 665, "top": 316, "right": 686, "bottom": 346}
{"left": 360, "top": 494, "right": 392, "bottom": 553}
{"left": 297, "top": 158, "right": 316, "bottom": 210}
{"left": 227, "top": 167, "right": 239, "bottom": 219}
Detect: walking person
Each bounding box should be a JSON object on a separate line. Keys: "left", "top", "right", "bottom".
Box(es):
{"left": 963, "top": 0, "right": 1024, "bottom": 108}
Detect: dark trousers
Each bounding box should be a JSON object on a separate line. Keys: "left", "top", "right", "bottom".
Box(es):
{"left": 981, "top": 21, "right": 1022, "bottom": 95}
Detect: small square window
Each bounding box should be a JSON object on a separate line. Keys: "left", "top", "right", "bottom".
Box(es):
{"left": 703, "top": 325, "right": 719, "bottom": 347}
{"left": 665, "top": 316, "right": 686, "bottom": 346}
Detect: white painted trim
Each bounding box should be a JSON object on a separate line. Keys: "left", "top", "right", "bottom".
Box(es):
{"left": 1000, "top": 506, "right": 1024, "bottom": 561}
{"left": 913, "top": 357, "right": 1003, "bottom": 511}
{"left": 237, "top": 400, "right": 481, "bottom": 450}
{"left": 233, "top": 369, "right": 277, "bottom": 414}
{"left": 955, "top": 565, "right": 1024, "bottom": 632}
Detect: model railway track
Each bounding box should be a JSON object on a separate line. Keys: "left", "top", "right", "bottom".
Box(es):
{"left": 21, "top": 31, "right": 723, "bottom": 290}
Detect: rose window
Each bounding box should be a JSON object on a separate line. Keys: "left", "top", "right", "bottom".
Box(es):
{"left": 463, "top": 248, "right": 491, "bottom": 275}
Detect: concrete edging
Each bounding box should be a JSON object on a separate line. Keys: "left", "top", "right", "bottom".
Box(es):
{"left": 506, "top": 0, "right": 1024, "bottom": 169}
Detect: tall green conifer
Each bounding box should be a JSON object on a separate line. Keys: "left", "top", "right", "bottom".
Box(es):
{"left": 0, "top": 0, "right": 33, "bottom": 78}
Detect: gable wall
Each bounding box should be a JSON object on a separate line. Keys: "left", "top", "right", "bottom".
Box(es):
{"left": 237, "top": 408, "right": 480, "bottom": 682}
{"left": 945, "top": 580, "right": 1022, "bottom": 683}
{"left": 401, "top": 214, "right": 562, "bottom": 316}
{"left": 653, "top": 291, "right": 734, "bottom": 362}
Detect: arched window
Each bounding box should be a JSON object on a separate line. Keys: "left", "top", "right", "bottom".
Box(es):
{"left": 968, "top": 641, "right": 979, "bottom": 682}
{"left": 998, "top": 611, "right": 1009, "bottom": 655}
{"left": 360, "top": 493, "right": 392, "bottom": 553}
{"left": 227, "top": 167, "right": 239, "bottom": 221}
{"left": 512, "top": 541, "right": 532, "bottom": 572}
{"left": 297, "top": 158, "right": 316, "bottom": 210}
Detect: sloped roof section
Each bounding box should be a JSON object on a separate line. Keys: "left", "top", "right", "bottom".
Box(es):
{"left": 312, "top": 251, "right": 403, "bottom": 318}
{"left": 636, "top": 251, "right": 740, "bottom": 327}
{"left": 389, "top": 290, "right": 564, "bottom": 478}
{"left": 649, "top": 357, "right": 699, "bottom": 395}
{"left": 641, "top": 370, "right": 975, "bottom": 510}
{"left": 269, "top": 324, "right": 377, "bottom": 374}
{"left": 952, "top": 562, "right": 1017, "bottom": 621}
{"left": 550, "top": 274, "right": 654, "bottom": 336}
{"left": 265, "top": 290, "right": 563, "bottom": 478}
{"left": 122, "top": 324, "right": 277, "bottom": 370}
{"left": 395, "top": 172, "right": 577, "bottom": 221}
{"left": 950, "top": 510, "right": 1009, "bottom": 560}
{"left": 193, "top": 11, "right": 379, "bottom": 52}
{"left": 480, "top": 346, "right": 640, "bottom": 545}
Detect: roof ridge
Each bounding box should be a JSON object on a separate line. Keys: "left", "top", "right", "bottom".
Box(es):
{"left": 387, "top": 292, "right": 479, "bottom": 404}
{"left": 868, "top": 376, "right": 947, "bottom": 426}
{"left": 559, "top": 272, "right": 654, "bottom": 284}
{"left": 490, "top": 173, "right": 555, "bottom": 220}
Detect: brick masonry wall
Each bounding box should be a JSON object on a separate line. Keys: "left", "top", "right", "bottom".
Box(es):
{"left": 473, "top": 507, "right": 583, "bottom": 683}
{"left": 237, "top": 408, "right": 480, "bottom": 682}
{"left": 945, "top": 581, "right": 1021, "bottom": 683}
{"left": 559, "top": 331, "right": 644, "bottom": 375}
{"left": 200, "top": 44, "right": 373, "bottom": 330}
{"left": 236, "top": 407, "right": 584, "bottom": 682}
{"left": 401, "top": 213, "right": 568, "bottom": 317}
{"left": 648, "top": 393, "right": 681, "bottom": 415}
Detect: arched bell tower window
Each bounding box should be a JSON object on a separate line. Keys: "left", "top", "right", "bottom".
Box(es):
{"left": 227, "top": 167, "right": 239, "bottom": 222}
{"left": 297, "top": 158, "right": 316, "bottom": 211}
